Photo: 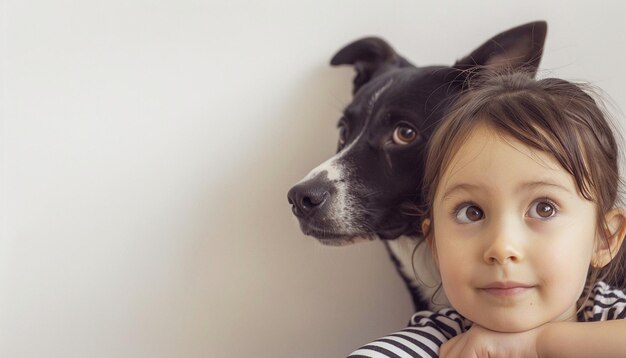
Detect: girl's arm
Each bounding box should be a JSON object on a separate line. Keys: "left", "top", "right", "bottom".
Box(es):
{"left": 538, "top": 319, "right": 626, "bottom": 357}
{"left": 439, "top": 324, "right": 540, "bottom": 357}
{"left": 440, "top": 319, "right": 626, "bottom": 358}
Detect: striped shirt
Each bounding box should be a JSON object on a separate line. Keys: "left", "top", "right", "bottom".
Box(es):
{"left": 347, "top": 281, "right": 626, "bottom": 358}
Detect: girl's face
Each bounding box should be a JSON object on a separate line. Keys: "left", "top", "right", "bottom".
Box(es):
{"left": 430, "top": 122, "right": 598, "bottom": 333}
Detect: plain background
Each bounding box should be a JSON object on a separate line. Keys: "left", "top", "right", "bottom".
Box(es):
{"left": 2, "top": 1, "right": 626, "bottom": 357}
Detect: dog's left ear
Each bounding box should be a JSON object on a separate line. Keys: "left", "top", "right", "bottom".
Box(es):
{"left": 454, "top": 21, "right": 547, "bottom": 83}
{"left": 331, "top": 37, "right": 412, "bottom": 94}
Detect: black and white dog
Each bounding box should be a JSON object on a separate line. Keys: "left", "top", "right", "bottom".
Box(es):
{"left": 288, "top": 22, "right": 547, "bottom": 310}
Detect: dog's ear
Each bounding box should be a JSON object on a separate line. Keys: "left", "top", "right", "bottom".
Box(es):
{"left": 331, "top": 37, "right": 411, "bottom": 94}
{"left": 454, "top": 21, "right": 547, "bottom": 83}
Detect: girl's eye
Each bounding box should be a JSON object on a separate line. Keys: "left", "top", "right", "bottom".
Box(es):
{"left": 455, "top": 204, "right": 484, "bottom": 223}
{"left": 392, "top": 125, "right": 418, "bottom": 145}
{"left": 528, "top": 200, "right": 557, "bottom": 219}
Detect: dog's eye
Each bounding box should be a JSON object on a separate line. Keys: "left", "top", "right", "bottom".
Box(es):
{"left": 338, "top": 124, "right": 348, "bottom": 146}
{"left": 392, "top": 125, "right": 418, "bottom": 145}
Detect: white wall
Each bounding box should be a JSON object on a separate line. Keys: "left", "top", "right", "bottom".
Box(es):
{"left": 2, "top": 1, "right": 625, "bottom": 357}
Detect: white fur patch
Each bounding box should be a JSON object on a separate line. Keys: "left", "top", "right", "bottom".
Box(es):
{"left": 296, "top": 79, "right": 396, "bottom": 233}
{"left": 297, "top": 153, "right": 351, "bottom": 226}
{"left": 368, "top": 79, "right": 394, "bottom": 115}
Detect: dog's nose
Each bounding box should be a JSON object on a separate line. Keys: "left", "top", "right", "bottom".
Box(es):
{"left": 287, "top": 182, "right": 330, "bottom": 218}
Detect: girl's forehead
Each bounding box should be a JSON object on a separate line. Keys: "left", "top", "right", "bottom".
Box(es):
{"left": 437, "top": 123, "right": 573, "bottom": 196}
{"left": 448, "top": 122, "right": 536, "bottom": 165}
{"left": 449, "top": 122, "right": 553, "bottom": 167}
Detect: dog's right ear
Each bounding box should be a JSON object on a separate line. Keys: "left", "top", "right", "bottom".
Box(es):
{"left": 331, "top": 37, "right": 411, "bottom": 94}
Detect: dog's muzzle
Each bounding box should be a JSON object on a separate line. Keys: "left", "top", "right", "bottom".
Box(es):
{"left": 288, "top": 167, "right": 372, "bottom": 244}
{"left": 287, "top": 179, "right": 330, "bottom": 219}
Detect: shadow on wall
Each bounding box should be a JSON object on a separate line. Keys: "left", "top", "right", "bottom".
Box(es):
{"left": 165, "top": 63, "right": 411, "bottom": 357}
{"left": 207, "top": 62, "right": 351, "bottom": 259}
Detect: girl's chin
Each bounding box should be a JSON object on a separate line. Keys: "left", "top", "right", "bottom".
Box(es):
{"left": 481, "top": 322, "right": 540, "bottom": 333}
{"left": 468, "top": 315, "right": 545, "bottom": 333}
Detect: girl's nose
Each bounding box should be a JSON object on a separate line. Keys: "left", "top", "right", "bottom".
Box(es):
{"left": 483, "top": 220, "right": 524, "bottom": 265}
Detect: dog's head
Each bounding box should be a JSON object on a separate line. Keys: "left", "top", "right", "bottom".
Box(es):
{"left": 288, "top": 22, "right": 547, "bottom": 246}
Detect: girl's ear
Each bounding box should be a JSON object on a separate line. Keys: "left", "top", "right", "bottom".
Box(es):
{"left": 421, "top": 218, "right": 432, "bottom": 242}
{"left": 593, "top": 208, "right": 626, "bottom": 268}
{"left": 421, "top": 218, "right": 438, "bottom": 264}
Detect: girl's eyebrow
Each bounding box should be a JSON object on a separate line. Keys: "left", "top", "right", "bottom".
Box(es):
{"left": 441, "top": 180, "right": 573, "bottom": 201}
{"left": 516, "top": 180, "right": 574, "bottom": 194}
{"left": 440, "top": 183, "right": 480, "bottom": 202}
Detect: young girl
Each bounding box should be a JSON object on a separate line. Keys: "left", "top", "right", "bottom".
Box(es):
{"left": 348, "top": 72, "right": 626, "bottom": 358}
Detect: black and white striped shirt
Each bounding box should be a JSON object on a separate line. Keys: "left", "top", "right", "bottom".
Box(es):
{"left": 347, "top": 281, "right": 626, "bottom": 358}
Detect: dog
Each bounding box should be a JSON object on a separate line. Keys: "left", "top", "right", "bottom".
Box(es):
{"left": 288, "top": 21, "right": 547, "bottom": 310}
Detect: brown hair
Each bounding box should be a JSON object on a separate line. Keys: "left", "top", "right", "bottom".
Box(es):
{"left": 421, "top": 71, "right": 625, "bottom": 295}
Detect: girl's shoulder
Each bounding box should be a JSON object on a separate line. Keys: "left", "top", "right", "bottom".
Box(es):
{"left": 578, "top": 281, "right": 626, "bottom": 322}
{"left": 346, "top": 309, "right": 471, "bottom": 358}
{"left": 409, "top": 307, "right": 472, "bottom": 333}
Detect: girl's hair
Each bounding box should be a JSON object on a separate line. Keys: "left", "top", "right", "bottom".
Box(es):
{"left": 421, "top": 70, "right": 625, "bottom": 296}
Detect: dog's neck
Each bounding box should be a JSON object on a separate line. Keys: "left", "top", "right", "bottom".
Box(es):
{"left": 386, "top": 235, "right": 449, "bottom": 310}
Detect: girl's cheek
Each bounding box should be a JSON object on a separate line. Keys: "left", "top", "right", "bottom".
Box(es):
{"left": 437, "top": 250, "right": 468, "bottom": 282}
{"left": 438, "top": 261, "right": 467, "bottom": 307}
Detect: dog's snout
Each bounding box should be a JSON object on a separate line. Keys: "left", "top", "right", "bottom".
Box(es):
{"left": 287, "top": 182, "right": 330, "bottom": 218}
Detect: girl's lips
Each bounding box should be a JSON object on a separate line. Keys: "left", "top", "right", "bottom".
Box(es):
{"left": 481, "top": 287, "right": 533, "bottom": 296}
{"left": 479, "top": 282, "right": 535, "bottom": 297}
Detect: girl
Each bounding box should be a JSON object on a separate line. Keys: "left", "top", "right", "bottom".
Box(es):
{"left": 348, "top": 72, "right": 626, "bottom": 358}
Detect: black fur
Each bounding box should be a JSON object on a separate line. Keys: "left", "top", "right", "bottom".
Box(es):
{"left": 288, "top": 21, "right": 547, "bottom": 310}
